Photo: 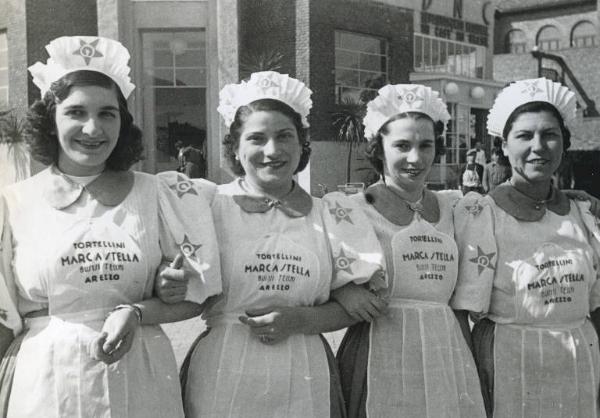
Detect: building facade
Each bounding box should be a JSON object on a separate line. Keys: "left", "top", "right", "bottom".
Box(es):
{"left": 493, "top": 0, "right": 600, "bottom": 196}
{"left": 2, "top": 0, "right": 506, "bottom": 192}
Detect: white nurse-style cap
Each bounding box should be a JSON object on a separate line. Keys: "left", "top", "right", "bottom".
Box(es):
{"left": 28, "top": 36, "right": 135, "bottom": 99}
{"left": 363, "top": 84, "right": 451, "bottom": 139}
{"left": 487, "top": 77, "right": 576, "bottom": 138}
{"left": 217, "top": 71, "right": 313, "bottom": 128}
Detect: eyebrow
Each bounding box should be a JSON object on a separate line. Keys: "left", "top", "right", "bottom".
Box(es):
{"left": 63, "top": 105, "right": 119, "bottom": 112}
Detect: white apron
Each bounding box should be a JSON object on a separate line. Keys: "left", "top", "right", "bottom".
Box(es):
{"left": 185, "top": 231, "right": 331, "bottom": 418}
{"left": 8, "top": 215, "right": 183, "bottom": 417}
{"left": 367, "top": 214, "right": 484, "bottom": 417}
{"left": 491, "top": 241, "right": 600, "bottom": 418}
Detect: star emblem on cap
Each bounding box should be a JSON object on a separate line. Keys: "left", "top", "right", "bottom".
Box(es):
{"left": 178, "top": 235, "right": 202, "bottom": 262}
{"left": 73, "top": 38, "right": 103, "bottom": 65}
{"left": 469, "top": 246, "right": 496, "bottom": 275}
{"left": 329, "top": 201, "right": 353, "bottom": 224}
{"left": 256, "top": 77, "right": 279, "bottom": 89}
{"left": 521, "top": 80, "right": 544, "bottom": 99}
{"left": 169, "top": 175, "right": 198, "bottom": 198}
{"left": 465, "top": 201, "right": 484, "bottom": 216}
{"left": 398, "top": 87, "right": 423, "bottom": 106}
{"left": 333, "top": 248, "right": 356, "bottom": 274}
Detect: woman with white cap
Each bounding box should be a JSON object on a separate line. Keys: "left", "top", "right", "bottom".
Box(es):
{"left": 453, "top": 78, "right": 600, "bottom": 417}
{"left": 0, "top": 36, "right": 221, "bottom": 417}
{"left": 335, "top": 83, "right": 486, "bottom": 417}
{"left": 157, "top": 71, "right": 385, "bottom": 417}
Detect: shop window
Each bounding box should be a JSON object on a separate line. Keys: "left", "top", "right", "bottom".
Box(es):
{"left": 504, "top": 29, "right": 527, "bottom": 54}
{"left": 536, "top": 25, "right": 560, "bottom": 51}
{"left": 571, "top": 21, "right": 597, "bottom": 47}
{"left": 0, "top": 31, "right": 7, "bottom": 109}
{"left": 142, "top": 31, "right": 207, "bottom": 175}
{"left": 334, "top": 31, "right": 388, "bottom": 104}
{"left": 414, "top": 33, "right": 486, "bottom": 79}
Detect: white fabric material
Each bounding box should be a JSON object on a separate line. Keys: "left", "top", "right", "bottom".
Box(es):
{"left": 354, "top": 190, "right": 485, "bottom": 417}
{"left": 184, "top": 181, "right": 383, "bottom": 418}
{"left": 0, "top": 169, "right": 221, "bottom": 418}
{"left": 453, "top": 193, "right": 600, "bottom": 417}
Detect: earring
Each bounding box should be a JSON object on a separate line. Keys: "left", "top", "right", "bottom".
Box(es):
{"left": 235, "top": 155, "right": 240, "bottom": 161}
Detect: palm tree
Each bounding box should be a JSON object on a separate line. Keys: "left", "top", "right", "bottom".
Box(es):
{"left": 331, "top": 98, "right": 367, "bottom": 184}
{"left": 0, "top": 110, "right": 30, "bottom": 185}
{"left": 239, "top": 50, "right": 285, "bottom": 80}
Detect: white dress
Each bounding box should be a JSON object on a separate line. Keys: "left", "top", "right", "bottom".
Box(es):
{"left": 0, "top": 167, "right": 221, "bottom": 418}
{"left": 182, "top": 179, "right": 384, "bottom": 418}
{"left": 337, "top": 184, "right": 485, "bottom": 418}
{"left": 452, "top": 185, "right": 600, "bottom": 418}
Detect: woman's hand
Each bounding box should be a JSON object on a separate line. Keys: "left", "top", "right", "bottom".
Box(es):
{"left": 563, "top": 189, "right": 600, "bottom": 218}
{"left": 155, "top": 254, "right": 189, "bottom": 304}
{"left": 90, "top": 306, "right": 139, "bottom": 364}
{"left": 239, "top": 307, "right": 305, "bottom": 345}
{"left": 331, "top": 282, "right": 388, "bottom": 323}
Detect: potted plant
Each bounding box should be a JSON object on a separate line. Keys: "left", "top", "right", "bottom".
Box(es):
{"left": 332, "top": 98, "right": 368, "bottom": 187}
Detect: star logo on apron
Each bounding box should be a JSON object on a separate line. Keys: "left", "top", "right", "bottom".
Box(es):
{"left": 465, "top": 201, "right": 484, "bottom": 216}
{"left": 333, "top": 248, "right": 356, "bottom": 274}
{"left": 329, "top": 201, "right": 353, "bottom": 224}
{"left": 169, "top": 175, "right": 199, "bottom": 198}
{"left": 469, "top": 246, "right": 496, "bottom": 275}
{"left": 72, "top": 38, "right": 103, "bottom": 65}
{"left": 178, "top": 235, "right": 202, "bottom": 262}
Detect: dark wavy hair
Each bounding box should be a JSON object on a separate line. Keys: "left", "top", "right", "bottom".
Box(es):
{"left": 222, "top": 98, "right": 310, "bottom": 176}
{"left": 26, "top": 70, "right": 144, "bottom": 170}
{"left": 501, "top": 101, "right": 571, "bottom": 151}
{"left": 365, "top": 112, "right": 446, "bottom": 175}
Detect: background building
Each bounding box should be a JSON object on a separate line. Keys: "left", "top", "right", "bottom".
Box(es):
{"left": 494, "top": 0, "right": 600, "bottom": 196}
{"left": 1, "top": 0, "right": 598, "bottom": 195}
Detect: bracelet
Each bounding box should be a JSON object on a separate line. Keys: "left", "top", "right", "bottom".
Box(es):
{"left": 109, "top": 304, "right": 143, "bottom": 324}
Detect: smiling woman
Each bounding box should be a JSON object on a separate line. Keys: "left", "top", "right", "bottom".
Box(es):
{"left": 0, "top": 36, "right": 221, "bottom": 418}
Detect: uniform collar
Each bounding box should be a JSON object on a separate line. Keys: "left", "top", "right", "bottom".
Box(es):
{"left": 364, "top": 182, "right": 439, "bottom": 226}
{"left": 489, "top": 182, "right": 570, "bottom": 222}
{"left": 42, "top": 165, "right": 134, "bottom": 209}
{"left": 232, "top": 178, "right": 313, "bottom": 218}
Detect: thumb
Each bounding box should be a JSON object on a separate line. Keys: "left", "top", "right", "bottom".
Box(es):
{"left": 170, "top": 253, "right": 184, "bottom": 269}
{"left": 245, "top": 307, "right": 274, "bottom": 317}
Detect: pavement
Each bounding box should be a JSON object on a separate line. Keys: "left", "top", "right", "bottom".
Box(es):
{"left": 161, "top": 318, "right": 347, "bottom": 367}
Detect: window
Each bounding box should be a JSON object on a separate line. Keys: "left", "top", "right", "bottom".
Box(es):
{"left": 537, "top": 25, "right": 560, "bottom": 51}
{"left": 414, "top": 33, "right": 486, "bottom": 79}
{"left": 0, "top": 31, "right": 7, "bottom": 109}
{"left": 572, "top": 21, "right": 597, "bottom": 47}
{"left": 142, "top": 31, "right": 207, "bottom": 174}
{"left": 505, "top": 29, "right": 527, "bottom": 54}
{"left": 334, "top": 31, "right": 388, "bottom": 104}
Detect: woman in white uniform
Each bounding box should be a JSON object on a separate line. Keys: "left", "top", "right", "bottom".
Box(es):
{"left": 334, "top": 84, "right": 486, "bottom": 417}
{"left": 0, "top": 36, "right": 221, "bottom": 417}
{"left": 452, "top": 77, "right": 600, "bottom": 418}
{"left": 157, "top": 71, "right": 385, "bottom": 418}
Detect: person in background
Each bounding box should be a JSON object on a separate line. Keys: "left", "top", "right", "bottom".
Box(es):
{"left": 0, "top": 36, "right": 221, "bottom": 418}
{"left": 453, "top": 77, "right": 600, "bottom": 418}
{"left": 474, "top": 140, "right": 487, "bottom": 166}
{"left": 482, "top": 147, "right": 511, "bottom": 193}
{"left": 460, "top": 148, "right": 484, "bottom": 194}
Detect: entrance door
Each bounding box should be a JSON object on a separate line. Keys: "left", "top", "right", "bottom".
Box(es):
{"left": 141, "top": 31, "right": 207, "bottom": 177}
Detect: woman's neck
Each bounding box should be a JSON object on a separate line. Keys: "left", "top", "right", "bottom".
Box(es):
{"left": 510, "top": 174, "right": 552, "bottom": 201}
{"left": 386, "top": 180, "right": 424, "bottom": 203}
{"left": 243, "top": 177, "right": 294, "bottom": 201}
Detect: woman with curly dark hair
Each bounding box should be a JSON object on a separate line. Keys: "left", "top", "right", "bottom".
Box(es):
{"left": 334, "top": 84, "right": 486, "bottom": 417}
{"left": 0, "top": 36, "right": 221, "bottom": 418}
{"left": 156, "top": 71, "right": 384, "bottom": 418}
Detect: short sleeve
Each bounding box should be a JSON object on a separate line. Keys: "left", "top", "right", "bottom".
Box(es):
{"left": 450, "top": 192, "right": 497, "bottom": 314}
{"left": 157, "top": 172, "right": 222, "bottom": 305}
{"left": 0, "top": 195, "right": 22, "bottom": 335}
{"left": 572, "top": 199, "right": 600, "bottom": 311}
{"left": 321, "top": 192, "right": 385, "bottom": 290}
